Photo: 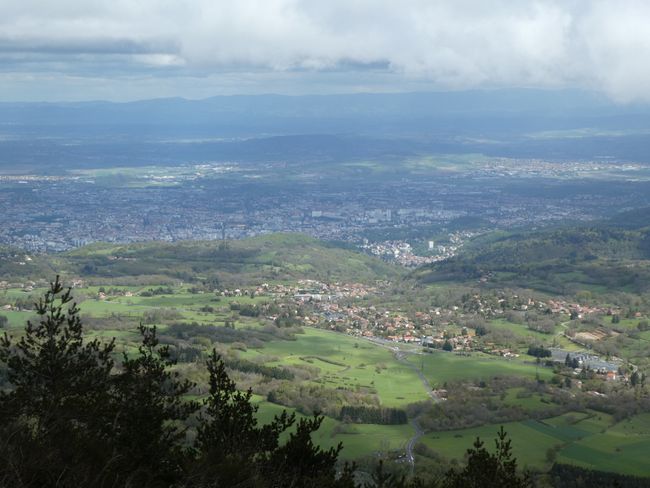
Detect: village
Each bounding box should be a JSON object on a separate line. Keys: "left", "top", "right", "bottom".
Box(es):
{"left": 0, "top": 277, "right": 629, "bottom": 383}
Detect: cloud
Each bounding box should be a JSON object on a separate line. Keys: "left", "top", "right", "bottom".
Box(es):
{"left": 1, "top": 0, "right": 650, "bottom": 102}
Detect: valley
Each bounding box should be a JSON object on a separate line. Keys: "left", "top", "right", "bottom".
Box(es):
{"left": 2, "top": 228, "right": 649, "bottom": 481}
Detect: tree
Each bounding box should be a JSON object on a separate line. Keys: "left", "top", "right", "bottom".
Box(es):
{"left": 0, "top": 278, "right": 199, "bottom": 486}
{"left": 109, "top": 324, "right": 199, "bottom": 485}
{"left": 442, "top": 340, "right": 453, "bottom": 352}
{"left": 363, "top": 461, "right": 408, "bottom": 488}
{"left": 0, "top": 276, "right": 117, "bottom": 486}
{"left": 443, "top": 427, "right": 532, "bottom": 488}
{"left": 192, "top": 350, "right": 294, "bottom": 485}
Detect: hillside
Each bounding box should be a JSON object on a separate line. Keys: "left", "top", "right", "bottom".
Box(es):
{"left": 415, "top": 223, "right": 650, "bottom": 295}
{"left": 1, "top": 234, "right": 400, "bottom": 285}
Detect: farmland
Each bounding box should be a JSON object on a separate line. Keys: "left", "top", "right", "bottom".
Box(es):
{"left": 2, "top": 233, "right": 650, "bottom": 482}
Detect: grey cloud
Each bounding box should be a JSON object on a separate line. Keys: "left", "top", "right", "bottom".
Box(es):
{"left": 0, "top": 38, "right": 178, "bottom": 55}
{"left": 0, "top": 0, "right": 649, "bottom": 102}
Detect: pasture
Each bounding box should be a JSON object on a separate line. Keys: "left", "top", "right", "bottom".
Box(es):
{"left": 408, "top": 350, "right": 553, "bottom": 387}
{"left": 422, "top": 411, "right": 650, "bottom": 476}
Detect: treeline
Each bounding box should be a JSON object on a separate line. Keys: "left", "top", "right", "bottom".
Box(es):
{"left": 339, "top": 406, "right": 407, "bottom": 425}
{"left": 408, "top": 378, "right": 565, "bottom": 432}
{"left": 549, "top": 463, "right": 650, "bottom": 488}
{"left": 229, "top": 301, "right": 262, "bottom": 317}
{"left": 164, "top": 320, "right": 301, "bottom": 347}
{"left": 527, "top": 345, "right": 552, "bottom": 358}
{"left": 227, "top": 358, "right": 294, "bottom": 381}
{"left": 139, "top": 286, "right": 174, "bottom": 296}
{"left": 266, "top": 383, "right": 380, "bottom": 418}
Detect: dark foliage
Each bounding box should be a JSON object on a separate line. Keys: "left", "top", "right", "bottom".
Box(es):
{"left": 444, "top": 426, "right": 532, "bottom": 488}
{"left": 549, "top": 463, "right": 650, "bottom": 488}
{"left": 340, "top": 406, "right": 408, "bottom": 425}
{"left": 527, "top": 345, "right": 552, "bottom": 358}
{"left": 226, "top": 357, "right": 295, "bottom": 380}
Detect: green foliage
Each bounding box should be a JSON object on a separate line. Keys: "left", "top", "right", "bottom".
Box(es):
{"left": 443, "top": 426, "right": 532, "bottom": 488}
{"left": 110, "top": 324, "right": 199, "bottom": 483}
{"left": 527, "top": 345, "right": 552, "bottom": 358}
{"left": 0, "top": 279, "right": 546, "bottom": 487}
{"left": 63, "top": 234, "right": 400, "bottom": 285}
{"left": 340, "top": 406, "right": 408, "bottom": 425}
{"left": 416, "top": 225, "right": 650, "bottom": 295}
{"left": 549, "top": 463, "right": 650, "bottom": 488}
{"left": 0, "top": 276, "right": 115, "bottom": 435}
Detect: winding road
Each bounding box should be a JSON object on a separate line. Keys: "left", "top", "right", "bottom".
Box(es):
{"left": 391, "top": 347, "right": 442, "bottom": 472}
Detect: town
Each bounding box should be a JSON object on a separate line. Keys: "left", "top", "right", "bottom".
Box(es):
{"left": 2, "top": 157, "right": 649, "bottom": 256}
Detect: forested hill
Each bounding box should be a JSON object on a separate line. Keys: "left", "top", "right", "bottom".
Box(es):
{"left": 0, "top": 234, "right": 400, "bottom": 285}
{"left": 415, "top": 221, "right": 650, "bottom": 295}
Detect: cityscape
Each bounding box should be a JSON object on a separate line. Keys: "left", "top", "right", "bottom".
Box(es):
{"left": 2, "top": 157, "right": 648, "bottom": 261}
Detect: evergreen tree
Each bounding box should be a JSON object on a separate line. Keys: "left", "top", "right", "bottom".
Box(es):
{"left": 109, "top": 324, "right": 199, "bottom": 485}
{"left": 192, "top": 350, "right": 295, "bottom": 485}
{"left": 0, "top": 276, "right": 116, "bottom": 486}
{"left": 443, "top": 426, "right": 531, "bottom": 488}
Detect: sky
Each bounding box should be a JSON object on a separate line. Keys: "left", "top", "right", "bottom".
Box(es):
{"left": 1, "top": 0, "right": 650, "bottom": 102}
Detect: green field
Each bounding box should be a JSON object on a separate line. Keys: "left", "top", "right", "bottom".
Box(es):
{"left": 254, "top": 396, "right": 414, "bottom": 459}
{"left": 244, "top": 328, "right": 430, "bottom": 408}
{"left": 422, "top": 420, "right": 560, "bottom": 469}
{"left": 408, "top": 350, "right": 553, "bottom": 387}
{"left": 421, "top": 411, "right": 650, "bottom": 476}
{"left": 556, "top": 413, "right": 650, "bottom": 476}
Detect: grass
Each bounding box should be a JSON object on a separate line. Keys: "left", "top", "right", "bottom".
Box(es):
{"left": 489, "top": 319, "right": 557, "bottom": 341}
{"left": 408, "top": 350, "right": 553, "bottom": 387}
{"left": 555, "top": 413, "right": 650, "bottom": 476}
{"left": 502, "top": 388, "right": 550, "bottom": 411}
{"left": 244, "top": 328, "right": 430, "bottom": 408}
{"left": 421, "top": 421, "right": 560, "bottom": 469}
{"left": 422, "top": 411, "right": 650, "bottom": 476}
{"left": 0, "top": 310, "right": 35, "bottom": 329}
{"left": 6, "top": 278, "right": 648, "bottom": 476}
{"left": 253, "top": 395, "right": 414, "bottom": 459}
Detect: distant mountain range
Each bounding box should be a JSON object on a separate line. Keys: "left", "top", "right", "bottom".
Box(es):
{"left": 2, "top": 89, "right": 650, "bottom": 170}
{"left": 3, "top": 89, "right": 650, "bottom": 135}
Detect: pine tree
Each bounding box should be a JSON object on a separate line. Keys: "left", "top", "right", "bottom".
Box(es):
{"left": 0, "top": 276, "right": 116, "bottom": 486}
{"left": 109, "top": 324, "right": 199, "bottom": 485}
{"left": 443, "top": 427, "right": 531, "bottom": 488}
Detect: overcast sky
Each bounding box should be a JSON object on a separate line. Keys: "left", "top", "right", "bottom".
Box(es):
{"left": 1, "top": 0, "right": 650, "bottom": 102}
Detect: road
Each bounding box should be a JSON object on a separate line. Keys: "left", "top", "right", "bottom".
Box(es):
{"left": 405, "top": 419, "right": 424, "bottom": 474}
{"left": 391, "top": 347, "right": 442, "bottom": 472}
{"left": 313, "top": 328, "right": 438, "bottom": 471}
